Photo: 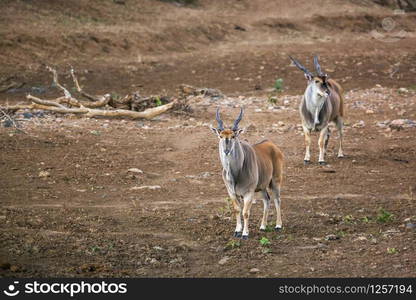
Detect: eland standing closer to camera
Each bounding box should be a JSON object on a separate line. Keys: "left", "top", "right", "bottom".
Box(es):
{"left": 211, "top": 108, "right": 284, "bottom": 239}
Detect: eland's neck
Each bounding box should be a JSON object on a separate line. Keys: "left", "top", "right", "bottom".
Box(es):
{"left": 219, "top": 139, "right": 244, "bottom": 176}
{"left": 305, "top": 84, "right": 326, "bottom": 126}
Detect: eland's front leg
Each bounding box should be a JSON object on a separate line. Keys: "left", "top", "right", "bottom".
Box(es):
{"left": 242, "top": 192, "right": 254, "bottom": 239}
{"left": 230, "top": 195, "right": 242, "bottom": 237}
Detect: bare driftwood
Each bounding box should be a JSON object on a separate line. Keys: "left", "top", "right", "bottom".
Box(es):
{"left": 1, "top": 66, "right": 177, "bottom": 120}
{"left": 18, "top": 95, "right": 176, "bottom": 120}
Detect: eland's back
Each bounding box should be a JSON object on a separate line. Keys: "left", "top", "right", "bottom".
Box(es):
{"left": 252, "top": 140, "right": 284, "bottom": 192}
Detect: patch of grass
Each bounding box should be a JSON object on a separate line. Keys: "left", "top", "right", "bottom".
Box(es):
{"left": 111, "top": 92, "right": 121, "bottom": 101}
{"left": 336, "top": 230, "right": 347, "bottom": 238}
{"left": 261, "top": 248, "right": 272, "bottom": 254}
{"left": 376, "top": 208, "right": 394, "bottom": 223}
{"left": 90, "top": 130, "right": 101, "bottom": 136}
{"left": 217, "top": 197, "right": 232, "bottom": 216}
{"left": 225, "top": 240, "right": 241, "bottom": 250}
{"left": 263, "top": 225, "right": 275, "bottom": 232}
{"left": 267, "top": 95, "right": 278, "bottom": 105}
{"left": 90, "top": 245, "right": 100, "bottom": 253}
{"left": 274, "top": 78, "right": 284, "bottom": 92}
{"left": 259, "top": 237, "right": 271, "bottom": 247}
{"left": 387, "top": 247, "right": 397, "bottom": 254}
{"left": 343, "top": 214, "right": 355, "bottom": 224}
{"left": 361, "top": 216, "right": 371, "bottom": 223}
{"left": 158, "top": 0, "right": 198, "bottom": 6}
{"left": 154, "top": 96, "right": 162, "bottom": 107}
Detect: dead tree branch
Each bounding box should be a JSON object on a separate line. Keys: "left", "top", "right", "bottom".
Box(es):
{"left": 70, "top": 67, "right": 102, "bottom": 102}
{"left": 1, "top": 66, "right": 179, "bottom": 120}
{"left": 23, "top": 95, "right": 177, "bottom": 119}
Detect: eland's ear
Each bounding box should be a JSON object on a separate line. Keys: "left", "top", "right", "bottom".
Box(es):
{"left": 210, "top": 125, "right": 220, "bottom": 136}
{"left": 234, "top": 128, "right": 245, "bottom": 137}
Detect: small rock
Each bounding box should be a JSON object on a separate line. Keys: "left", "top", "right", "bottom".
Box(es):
{"left": 390, "top": 119, "right": 416, "bottom": 129}
{"left": 130, "top": 185, "right": 161, "bottom": 191}
{"left": 10, "top": 265, "right": 20, "bottom": 272}
{"left": 352, "top": 120, "right": 365, "bottom": 128}
{"left": 325, "top": 234, "right": 339, "bottom": 241}
{"left": 23, "top": 112, "right": 34, "bottom": 119}
{"left": 3, "top": 120, "right": 13, "bottom": 128}
{"left": 38, "top": 171, "right": 50, "bottom": 178}
{"left": 249, "top": 268, "right": 260, "bottom": 274}
{"left": 398, "top": 87, "right": 409, "bottom": 94}
{"left": 365, "top": 109, "right": 374, "bottom": 114}
{"left": 0, "top": 262, "right": 11, "bottom": 270}
{"left": 246, "top": 124, "right": 256, "bottom": 131}
{"left": 218, "top": 257, "right": 230, "bottom": 265}
{"left": 405, "top": 223, "right": 416, "bottom": 230}
{"left": 128, "top": 168, "right": 143, "bottom": 174}
{"left": 254, "top": 108, "right": 262, "bottom": 113}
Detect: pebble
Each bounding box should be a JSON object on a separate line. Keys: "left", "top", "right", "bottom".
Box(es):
{"left": 405, "top": 223, "right": 416, "bottom": 230}
{"left": 128, "top": 168, "right": 143, "bottom": 174}
{"left": 325, "top": 234, "right": 339, "bottom": 241}
{"left": 38, "top": 171, "right": 50, "bottom": 178}
{"left": 249, "top": 268, "right": 260, "bottom": 274}
{"left": 218, "top": 257, "right": 230, "bottom": 265}
{"left": 130, "top": 185, "right": 161, "bottom": 191}
{"left": 352, "top": 120, "right": 365, "bottom": 128}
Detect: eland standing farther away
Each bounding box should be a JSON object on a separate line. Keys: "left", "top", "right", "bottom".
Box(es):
{"left": 289, "top": 55, "right": 345, "bottom": 165}
{"left": 211, "top": 108, "right": 284, "bottom": 239}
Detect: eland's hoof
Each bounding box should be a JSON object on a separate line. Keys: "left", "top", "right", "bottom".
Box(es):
{"left": 319, "top": 161, "right": 327, "bottom": 166}
{"left": 337, "top": 155, "right": 345, "bottom": 159}
{"left": 304, "top": 160, "right": 311, "bottom": 165}
{"left": 275, "top": 226, "right": 282, "bottom": 232}
{"left": 234, "top": 231, "right": 242, "bottom": 238}
{"left": 241, "top": 235, "right": 249, "bottom": 240}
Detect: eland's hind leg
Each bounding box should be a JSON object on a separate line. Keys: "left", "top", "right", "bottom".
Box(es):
{"left": 336, "top": 117, "right": 344, "bottom": 158}
{"left": 260, "top": 190, "right": 271, "bottom": 231}
{"left": 270, "top": 180, "right": 282, "bottom": 231}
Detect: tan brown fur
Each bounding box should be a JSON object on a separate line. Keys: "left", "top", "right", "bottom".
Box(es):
{"left": 326, "top": 78, "right": 344, "bottom": 117}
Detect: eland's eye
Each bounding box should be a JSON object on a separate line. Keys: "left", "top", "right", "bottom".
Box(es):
{"left": 315, "top": 80, "right": 320, "bottom": 84}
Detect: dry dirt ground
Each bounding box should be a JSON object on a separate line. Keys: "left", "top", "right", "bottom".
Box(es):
{"left": 0, "top": 0, "right": 415, "bottom": 277}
